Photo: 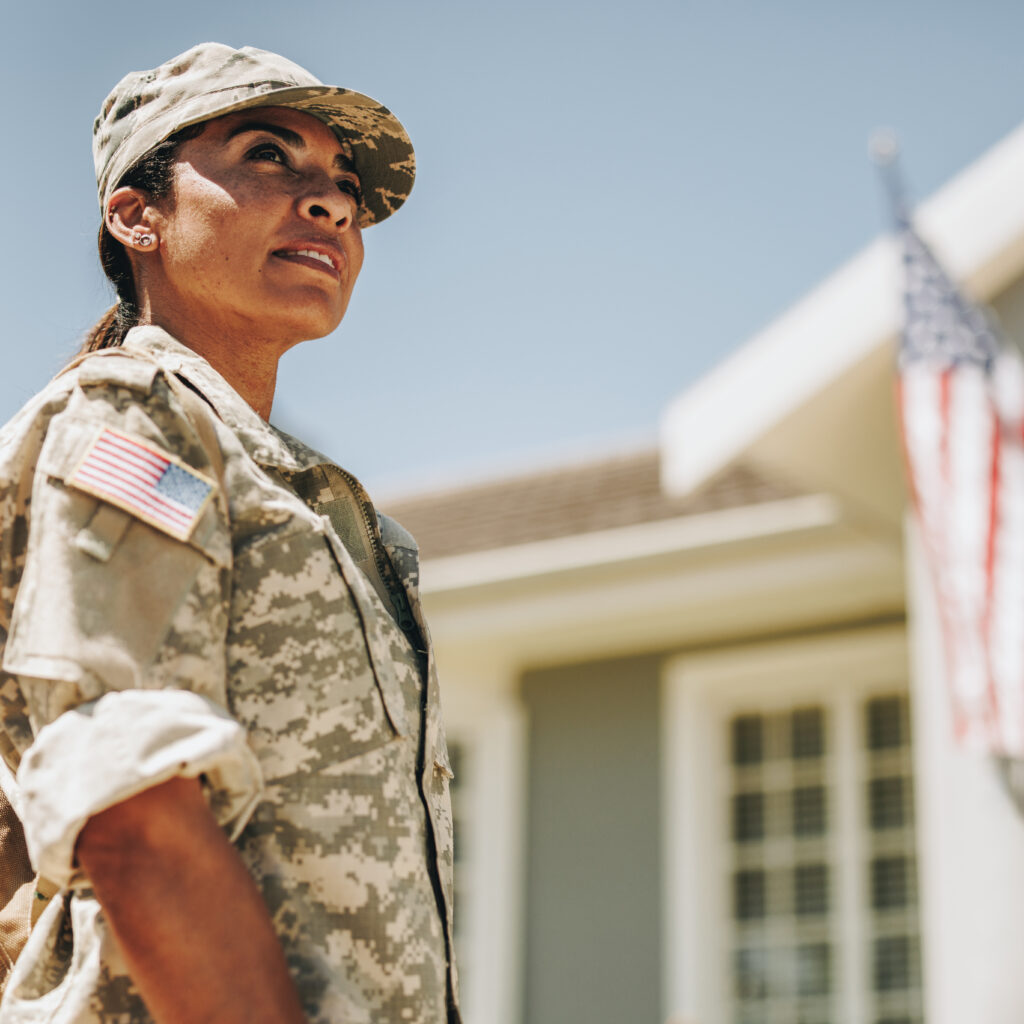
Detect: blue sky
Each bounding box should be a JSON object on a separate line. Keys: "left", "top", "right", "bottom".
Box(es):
{"left": 3, "top": 0, "right": 1024, "bottom": 493}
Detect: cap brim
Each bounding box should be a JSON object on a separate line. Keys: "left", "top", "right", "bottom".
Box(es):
{"left": 177, "top": 84, "right": 415, "bottom": 228}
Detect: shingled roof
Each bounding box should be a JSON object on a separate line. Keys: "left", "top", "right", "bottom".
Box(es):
{"left": 380, "top": 449, "right": 803, "bottom": 561}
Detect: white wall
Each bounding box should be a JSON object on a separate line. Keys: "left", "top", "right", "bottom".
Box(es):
{"left": 907, "top": 521, "right": 1024, "bottom": 1024}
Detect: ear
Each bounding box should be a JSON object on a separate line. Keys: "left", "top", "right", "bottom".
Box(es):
{"left": 105, "top": 187, "right": 159, "bottom": 251}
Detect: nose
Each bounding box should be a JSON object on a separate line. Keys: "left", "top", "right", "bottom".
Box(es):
{"left": 297, "top": 175, "right": 357, "bottom": 230}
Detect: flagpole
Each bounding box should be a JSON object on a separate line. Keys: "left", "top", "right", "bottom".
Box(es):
{"left": 868, "top": 128, "right": 910, "bottom": 231}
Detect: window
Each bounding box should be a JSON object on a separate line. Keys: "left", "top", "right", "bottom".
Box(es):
{"left": 664, "top": 628, "right": 923, "bottom": 1024}
{"left": 727, "top": 706, "right": 835, "bottom": 1023}
{"left": 863, "top": 696, "right": 921, "bottom": 1024}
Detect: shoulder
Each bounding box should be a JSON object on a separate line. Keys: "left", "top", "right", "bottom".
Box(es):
{"left": 27, "top": 350, "right": 216, "bottom": 474}
{"left": 1, "top": 350, "right": 166, "bottom": 458}
{"left": 0, "top": 349, "right": 222, "bottom": 537}
{"left": 69, "top": 349, "right": 163, "bottom": 394}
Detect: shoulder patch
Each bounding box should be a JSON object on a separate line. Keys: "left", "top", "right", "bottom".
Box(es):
{"left": 67, "top": 427, "right": 216, "bottom": 542}
{"left": 75, "top": 354, "right": 160, "bottom": 394}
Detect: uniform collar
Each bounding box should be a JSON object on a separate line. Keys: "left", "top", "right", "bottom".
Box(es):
{"left": 122, "top": 325, "right": 332, "bottom": 472}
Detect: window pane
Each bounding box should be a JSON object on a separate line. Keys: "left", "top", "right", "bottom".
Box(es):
{"left": 874, "top": 935, "right": 915, "bottom": 991}
{"left": 733, "top": 792, "right": 765, "bottom": 843}
{"left": 796, "top": 943, "right": 831, "bottom": 995}
{"left": 871, "top": 856, "right": 910, "bottom": 910}
{"left": 868, "top": 696, "right": 905, "bottom": 750}
{"left": 734, "top": 947, "right": 769, "bottom": 1001}
{"left": 791, "top": 708, "right": 825, "bottom": 759}
{"left": 734, "top": 870, "right": 766, "bottom": 920}
{"left": 794, "top": 864, "right": 829, "bottom": 916}
{"left": 792, "top": 785, "right": 827, "bottom": 836}
{"left": 870, "top": 777, "right": 906, "bottom": 830}
{"left": 733, "top": 715, "right": 764, "bottom": 765}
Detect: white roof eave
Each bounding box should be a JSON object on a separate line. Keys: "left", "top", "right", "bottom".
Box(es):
{"left": 419, "top": 493, "right": 843, "bottom": 595}
{"left": 661, "top": 119, "right": 1024, "bottom": 497}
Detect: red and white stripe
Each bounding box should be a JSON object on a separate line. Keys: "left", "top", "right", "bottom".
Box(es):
{"left": 901, "top": 351, "right": 1024, "bottom": 756}
{"left": 70, "top": 429, "right": 198, "bottom": 539}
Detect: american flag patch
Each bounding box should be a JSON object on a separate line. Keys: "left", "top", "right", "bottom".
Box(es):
{"left": 68, "top": 428, "right": 216, "bottom": 541}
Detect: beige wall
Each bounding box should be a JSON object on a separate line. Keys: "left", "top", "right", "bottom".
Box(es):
{"left": 519, "top": 654, "right": 663, "bottom": 1024}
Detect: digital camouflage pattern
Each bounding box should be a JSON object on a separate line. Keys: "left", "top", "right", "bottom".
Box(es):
{"left": 94, "top": 43, "right": 416, "bottom": 229}
{"left": 0, "top": 326, "right": 459, "bottom": 1023}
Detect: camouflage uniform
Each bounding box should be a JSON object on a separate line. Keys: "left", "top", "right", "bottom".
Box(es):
{"left": 0, "top": 326, "right": 460, "bottom": 1023}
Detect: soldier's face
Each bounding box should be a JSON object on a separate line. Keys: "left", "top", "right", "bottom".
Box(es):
{"left": 147, "top": 107, "right": 365, "bottom": 350}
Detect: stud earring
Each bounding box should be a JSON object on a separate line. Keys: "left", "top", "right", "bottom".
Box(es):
{"left": 132, "top": 230, "right": 156, "bottom": 249}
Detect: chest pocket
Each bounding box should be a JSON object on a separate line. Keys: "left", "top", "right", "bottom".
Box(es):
{"left": 224, "top": 517, "right": 409, "bottom": 780}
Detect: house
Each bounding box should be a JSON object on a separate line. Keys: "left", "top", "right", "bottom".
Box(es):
{"left": 381, "top": 121, "right": 1024, "bottom": 1024}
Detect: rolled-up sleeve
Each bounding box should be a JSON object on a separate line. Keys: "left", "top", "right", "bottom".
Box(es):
{"left": 17, "top": 689, "right": 262, "bottom": 887}
{"left": 0, "top": 379, "right": 260, "bottom": 885}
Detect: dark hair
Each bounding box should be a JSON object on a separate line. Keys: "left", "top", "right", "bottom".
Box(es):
{"left": 81, "top": 122, "right": 206, "bottom": 353}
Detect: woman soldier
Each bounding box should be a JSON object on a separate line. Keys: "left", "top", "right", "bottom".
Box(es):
{"left": 0, "top": 43, "right": 459, "bottom": 1024}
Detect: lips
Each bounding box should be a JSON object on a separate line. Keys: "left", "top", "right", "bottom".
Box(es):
{"left": 272, "top": 243, "right": 343, "bottom": 276}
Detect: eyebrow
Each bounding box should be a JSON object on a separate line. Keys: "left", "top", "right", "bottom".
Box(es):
{"left": 226, "top": 120, "right": 357, "bottom": 174}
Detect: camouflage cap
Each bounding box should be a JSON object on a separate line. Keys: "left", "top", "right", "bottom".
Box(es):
{"left": 94, "top": 42, "right": 415, "bottom": 228}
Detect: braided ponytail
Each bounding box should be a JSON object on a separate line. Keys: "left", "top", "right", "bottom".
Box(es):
{"left": 81, "top": 303, "right": 121, "bottom": 352}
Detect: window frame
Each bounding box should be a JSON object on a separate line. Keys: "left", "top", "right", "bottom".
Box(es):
{"left": 661, "top": 625, "right": 916, "bottom": 1024}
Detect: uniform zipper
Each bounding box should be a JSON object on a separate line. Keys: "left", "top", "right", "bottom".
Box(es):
{"left": 330, "top": 465, "right": 426, "bottom": 656}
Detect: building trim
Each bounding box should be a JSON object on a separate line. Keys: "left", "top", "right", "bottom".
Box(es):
{"left": 421, "top": 493, "right": 842, "bottom": 594}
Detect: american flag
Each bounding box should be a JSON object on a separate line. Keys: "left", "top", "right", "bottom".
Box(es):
{"left": 894, "top": 180, "right": 1024, "bottom": 756}
{"left": 68, "top": 428, "right": 215, "bottom": 543}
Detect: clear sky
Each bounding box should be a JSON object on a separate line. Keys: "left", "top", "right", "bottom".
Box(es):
{"left": 3, "top": 0, "right": 1024, "bottom": 494}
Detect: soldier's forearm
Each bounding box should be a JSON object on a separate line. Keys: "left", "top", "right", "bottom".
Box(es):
{"left": 76, "top": 776, "right": 306, "bottom": 1024}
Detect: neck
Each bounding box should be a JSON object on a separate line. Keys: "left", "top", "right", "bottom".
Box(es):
{"left": 137, "top": 300, "right": 284, "bottom": 421}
